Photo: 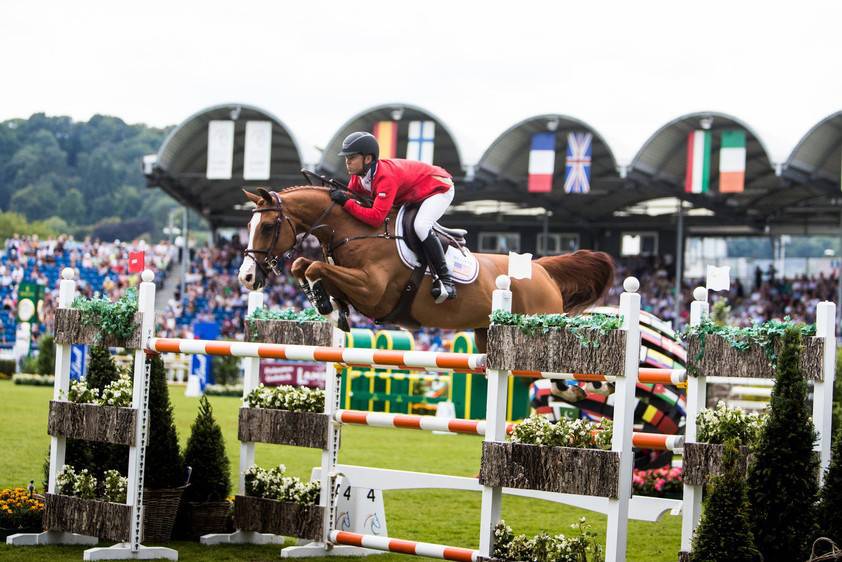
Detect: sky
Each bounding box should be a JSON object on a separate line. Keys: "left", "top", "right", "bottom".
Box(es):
{"left": 1, "top": 0, "right": 841, "bottom": 167}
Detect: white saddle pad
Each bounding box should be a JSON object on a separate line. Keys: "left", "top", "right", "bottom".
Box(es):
{"left": 395, "top": 206, "right": 479, "bottom": 285}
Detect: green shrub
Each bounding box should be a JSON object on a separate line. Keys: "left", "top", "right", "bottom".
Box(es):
{"left": 182, "top": 396, "right": 230, "bottom": 503}
{"left": 35, "top": 334, "right": 55, "bottom": 375}
{"left": 144, "top": 355, "right": 184, "bottom": 489}
{"left": 747, "top": 327, "right": 819, "bottom": 562}
{"left": 211, "top": 354, "right": 240, "bottom": 386}
{"left": 0, "top": 358, "right": 16, "bottom": 377}
{"left": 818, "top": 427, "right": 842, "bottom": 547}
{"left": 691, "top": 439, "right": 759, "bottom": 562}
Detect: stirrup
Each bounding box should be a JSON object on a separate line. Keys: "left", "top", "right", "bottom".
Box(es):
{"left": 431, "top": 278, "right": 456, "bottom": 303}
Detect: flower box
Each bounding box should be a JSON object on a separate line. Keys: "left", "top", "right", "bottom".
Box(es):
{"left": 233, "top": 495, "right": 323, "bottom": 540}
{"left": 246, "top": 319, "right": 333, "bottom": 346}
{"left": 53, "top": 308, "right": 142, "bottom": 348}
{"left": 479, "top": 441, "right": 620, "bottom": 498}
{"left": 682, "top": 442, "right": 752, "bottom": 486}
{"left": 48, "top": 401, "right": 136, "bottom": 446}
{"left": 486, "top": 325, "right": 626, "bottom": 376}
{"left": 685, "top": 333, "right": 823, "bottom": 380}
{"left": 238, "top": 408, "right": 329, "bottom": 449}
{"left": 43, "top": 493, "right": 131, "bottom": 542}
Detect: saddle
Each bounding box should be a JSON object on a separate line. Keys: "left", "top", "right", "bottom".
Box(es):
{"left": 376, "top": 203, "right": 478, "bottom": 327}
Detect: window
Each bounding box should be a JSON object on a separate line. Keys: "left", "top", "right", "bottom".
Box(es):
{"left": 478, "top": 232, "right": 521, "bottom": 254}
{"left": 621, "top": 232, "right": 658, "bottom": 257}
{"left": 537, "top": 233, "right": 580, "bottom": 255}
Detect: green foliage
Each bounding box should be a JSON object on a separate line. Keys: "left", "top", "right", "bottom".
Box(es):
{"left": 709, "top": 300, "right": 730, "bottom": 326}
{"left": 690, "top": 439, "right": 759, "bottom": 562}
{"left": 247, "top": 307, "right": 325, "bottom": 323}
{"left": 490, "top": 311, "right": 622, "bottom": 347}
{"left": 511, "top": 414, "right": 613, "bottom": 450}
{"left": 747, "top": 327, "right": 819, "bottom": 562}
{"left": 492, "top": 518, "right": 604, "bottom": 562}
{"left": 35, "top": 335, "right": 55, "bottom": 375}
{"left": 696, "top": 402, "right": 765, "bottom": 446}
{"left": 85, "top": 345, "right": 120, "bottom": 394}
{"left": 244, "top": 384, "right": 325, "bottom": 412}
{"left": 0, "top": 358, "right": 16, "bottom": 376}
{"left": 0, "top": 114, "right": 173, "bottom": 235}
{"left": 182, "top": 396, "right": 230, "bottom": 503}
{"left": 0, "top": 211, "right": 58, "bottom": 240}
{"left": 683, "top": 317, "right": 816, "bottom": 367}
{"left": 71, "top": 289, "right": 138, "bottom": 341}
{"left": 833, "top": 348, "right": 842, "bottom": 437}
{"left": 243, "top": 465, "right": 319, "bottom": 505}
{"left": 211, "top": 354, "right": 240, "bottom": 386}
{"left": 818, "top": 427, "right": 842, "bottom": 547}
{"left": 145, "top": 355, "right": 184, "bottom": 489}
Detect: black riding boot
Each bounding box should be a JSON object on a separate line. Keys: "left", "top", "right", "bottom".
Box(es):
{"left": 421, "top": 235, "right": 456, "bottom": 303}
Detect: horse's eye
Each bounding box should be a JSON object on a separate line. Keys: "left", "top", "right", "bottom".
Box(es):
{"left": 260, "top": 223, "right": 274, "bottom": 234}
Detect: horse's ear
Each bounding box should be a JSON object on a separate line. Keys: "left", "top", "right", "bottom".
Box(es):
{"left": 242, "top": 189, "right": 263, "bottom": 205}
{"left": 256, "top": 187, "right": 274, "bottom": 205}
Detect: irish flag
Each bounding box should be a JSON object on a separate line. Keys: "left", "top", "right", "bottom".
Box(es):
{"left": 685, "top": 130, "right": 711, "bottom": 194}
{"left": 528, "top": 132, "right": 556, "bottom": 193}
{"left": 719, "top": 130, "right": 746, "bottom": 193}
{"left": 373, "top": 121, "right": 398, "bottom": 159}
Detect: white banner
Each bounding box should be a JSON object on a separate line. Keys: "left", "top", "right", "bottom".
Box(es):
{"left": 206, "top": 120, "right": 235, "bottom": 180}
{"left": 243, "top": 121, "right": 272, "bottom": 180}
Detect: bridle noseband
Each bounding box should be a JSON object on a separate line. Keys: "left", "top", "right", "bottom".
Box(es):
{"left": 243, "top": 191, "right": 297, "bottom": 278}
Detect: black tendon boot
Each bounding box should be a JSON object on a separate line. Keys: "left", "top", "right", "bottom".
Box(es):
{"left": 421, "top": 235, "right": 456, "bottom": 303}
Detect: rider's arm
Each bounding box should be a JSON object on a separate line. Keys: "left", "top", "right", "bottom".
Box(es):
{"left": 343, "top": 177, "right": 397, "bottom": 227}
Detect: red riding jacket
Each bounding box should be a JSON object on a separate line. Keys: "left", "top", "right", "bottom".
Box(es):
{"left": 343, "top": 159, "right": 453, "bottom": 227}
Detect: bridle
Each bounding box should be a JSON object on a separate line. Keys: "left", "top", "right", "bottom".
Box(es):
{"left": 242, "top": 190, "right": 337, "bottom": 278}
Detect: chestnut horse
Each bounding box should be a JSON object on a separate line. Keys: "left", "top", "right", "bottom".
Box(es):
{"left": 238, "top": 187, "right": 614, "bottom": 351}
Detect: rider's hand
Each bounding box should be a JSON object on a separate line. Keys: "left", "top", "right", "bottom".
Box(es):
{"left": 330, "top": 189, "right": 351, "bottom": 205}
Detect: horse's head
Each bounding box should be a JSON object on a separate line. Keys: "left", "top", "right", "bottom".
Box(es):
{"left": 238, "top": 188, "right": 298, "bottom": 291}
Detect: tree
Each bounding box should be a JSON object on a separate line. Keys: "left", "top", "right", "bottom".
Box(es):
{"left": 818, "top": 427, "right": 842, "bottom": 546}
{"left": 691, "top": 439, "right": 759, "bottom": 562}
{"left": 145, "top": 355, "right": 184, "bottom": 489}
{"left": 85, "top": 345, "right": 120, "bottom": 393}
{"left": 35, "top": 335, "right": 55, "bottom": 375}
{"left": 747, "top": 327, "right": 819, "bottom": 562}
{"left": 182, "top": 396, "right": 230, "bottom": 503}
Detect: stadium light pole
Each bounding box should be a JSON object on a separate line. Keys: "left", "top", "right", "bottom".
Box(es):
{"left": 673, "top": 200, "right": 685, "bottom": 330}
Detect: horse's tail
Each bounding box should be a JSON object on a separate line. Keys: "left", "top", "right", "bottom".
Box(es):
{"left": 535, "top": 250, "right": 615, "bottom": 313}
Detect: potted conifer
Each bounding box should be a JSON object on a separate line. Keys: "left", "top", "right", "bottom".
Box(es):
{"left": 178, "top": 395, "right": 232, "bottom": 539}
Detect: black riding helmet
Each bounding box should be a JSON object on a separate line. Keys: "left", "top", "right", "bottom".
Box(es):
{"left": 338, "top": 131, "right": 380, "bottom": 160}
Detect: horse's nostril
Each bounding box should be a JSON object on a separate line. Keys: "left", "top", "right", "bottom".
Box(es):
{"left": 245, "top": 273, "right": 253, "bottom": 283}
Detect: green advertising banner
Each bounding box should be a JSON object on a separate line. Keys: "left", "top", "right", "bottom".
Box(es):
{"left": 16, "top": 282, "right": 44, "bottom": 323}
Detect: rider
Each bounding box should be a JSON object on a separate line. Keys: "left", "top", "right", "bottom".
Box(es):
{"left": 331, "top": 131, "right": 457, "bottom": 302}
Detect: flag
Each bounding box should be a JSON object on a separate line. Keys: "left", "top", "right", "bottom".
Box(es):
{"left": 128, "top": 251, "right": 145, "bottom": 273}
{"left": 206, "top": 120, "right": 234, "bottom": 180}
{"left": 706, "top": 265, "right": 730, "bottom": 292}
{"left": 684, "top": 130, "right": 712, "bottom": 194}
{"left": 719, "top": 130, "right": 746, "bottom": 193}
{"left": 373, "top": 121, "right": 398, "bottom": 160}
{"left": 406, "top": 121, "right": 435, "bottom": 164}
{"left": 508, "top": 251, "right": 533, "bottom": 279}
{"left": 528, "top": 132, "right": 555, "bottom": 193}
{"left": 563, "top": 132, "right": 593, "bottom": 193}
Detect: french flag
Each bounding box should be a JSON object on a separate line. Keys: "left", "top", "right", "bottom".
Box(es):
{"left": 528, "top": 132, "right": 556, "bottom": 192}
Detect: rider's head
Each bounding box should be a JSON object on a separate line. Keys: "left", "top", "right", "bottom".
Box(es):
{"left": 338, "top": 131, "right": 379, "bottom": 177}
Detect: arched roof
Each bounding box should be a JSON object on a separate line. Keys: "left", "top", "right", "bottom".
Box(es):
{"left": 146, "top": 103, "right": 304, "bottom": 228}
{"left": 783, "top": 111, "right": 842, "bottom": 189}
{"left": 474, "top": 113, "right": 620, "bottom": 197}
{"left": 317, "top": 103, "right": 463, "bottom": 177}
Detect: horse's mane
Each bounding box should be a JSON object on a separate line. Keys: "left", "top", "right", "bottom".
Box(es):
{"left": 277, "top": 185, "right": 331, "bottom": 194}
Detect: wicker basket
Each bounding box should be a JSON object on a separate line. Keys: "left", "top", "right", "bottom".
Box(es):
{"left": 142, "top": 487, "right": 185, "bottom": 542}
{"left": 809, "top": 538, "right": 842, "bottom": 561}
{"left": 185, "top": 500, "right": 232, "bottom": 538}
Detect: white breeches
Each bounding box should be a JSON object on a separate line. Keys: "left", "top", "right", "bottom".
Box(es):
{"left": 414, "top": 187, "right": 455, "bottom": 241}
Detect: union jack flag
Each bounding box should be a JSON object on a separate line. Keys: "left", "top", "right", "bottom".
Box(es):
{"left": 563, "top": 132, "right": 593, "bottom": 194}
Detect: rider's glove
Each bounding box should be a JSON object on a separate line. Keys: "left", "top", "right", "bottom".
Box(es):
{"left": 330, "top": 189, "right": 351, "bottom": 205}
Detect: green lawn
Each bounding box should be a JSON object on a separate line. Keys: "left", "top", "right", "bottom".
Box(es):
{"left": 0, "top": 379, "right": 681, "bottom": 561}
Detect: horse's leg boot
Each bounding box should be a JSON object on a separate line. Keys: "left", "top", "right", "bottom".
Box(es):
{"left": 421, "top": 235, "right": 456, "bottom": 303}
{"left": 309, "top": 279, "right": 334, "bottom": 315}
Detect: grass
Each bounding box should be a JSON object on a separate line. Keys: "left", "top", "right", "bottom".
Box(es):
{"left": 0, "top": 379, "right": 682, "bottom": 561}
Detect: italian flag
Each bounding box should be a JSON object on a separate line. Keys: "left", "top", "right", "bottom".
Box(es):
{"left": 719, "top": 130, "right": 746, "bottom": 193}
{"left": 684, "top": 130, "right": 711, "bottom": 194}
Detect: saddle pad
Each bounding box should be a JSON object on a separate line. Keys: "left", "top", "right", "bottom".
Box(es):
{"left": 395, "top": 206, "right": 479, "bottom": 285}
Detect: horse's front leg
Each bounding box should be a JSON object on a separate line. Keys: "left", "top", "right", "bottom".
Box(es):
{"left": 291, "top": 257, "right": 322, "bottom": 310}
